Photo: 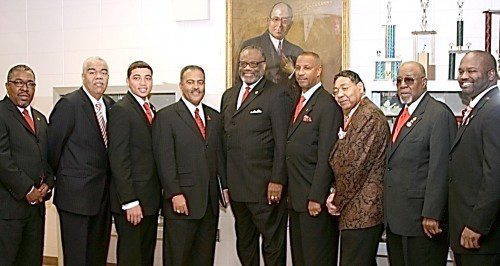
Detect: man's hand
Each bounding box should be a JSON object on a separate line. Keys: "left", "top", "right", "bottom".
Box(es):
{"left": 325, "top": 192, "right": 340, "bottom": 216}
{"left": 308, "top": 200, "right": 322, "bottom": 217}
{"left": 25, "top": 187, "right": 42, "bottom": 205}
{"left": 267, "top": 182, "right": 283, "bottom": 205}
{"left": 422, "top": 217, "right": 443, "bottom": 238}
{"left": 38, "top": 183, "right": 50, "bottom": 202}
{"left": 460, "top": 226, "right": 481, "bottom": 249}
{"left": 172, "top": 194, "right": 189, "bottom": 215}
{"left": 280, "top": 55, "right": 295, "bottom": 75}
{"left": 126, "top": 205, "right": 143, "bottom": 226}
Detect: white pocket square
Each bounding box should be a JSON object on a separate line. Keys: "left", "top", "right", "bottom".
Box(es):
{"left": 250, "top": 109, "right": 263, "bottom": 114}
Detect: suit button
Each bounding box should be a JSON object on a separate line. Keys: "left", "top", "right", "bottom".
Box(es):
{"left": 205, "top": 145, "right": 208, "bottom": 149}
{"left": 387, "top": 167, "right": 392, "bottom": 171}
{"left": 286, "top": 140, "right": 290, "bottom": 144}
{"left": 232, "top": 122, "right": 236, "bottom": 125}
{"left": 449, "top": 156, "right": 452, "bottom": 161}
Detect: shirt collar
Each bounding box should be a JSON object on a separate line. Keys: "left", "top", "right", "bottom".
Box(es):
{"left": 406, "top": 91, "right": 427, "bottom": 115}
{"left": 181, "top": 97, "right": 202, "bottom": 113}
{"left": 241, "top": 76, "right": 264, "bottom": 92}
{"left": 469, "top": 85, "right": 498, "bottom": 108}
{"left": 16, "top": 104, "right": 32, "bottom": 116}
{"left": 301, "top": 82, "right": 322, "bottom": 102}
{"left": 268, "top": 33, "right": 283, "bottom": 51}
{"left": 347, "top": 95, "right": 367, "bottom": 118}
{"left": 82, "top": 85, "right": 104, "bottom": 107}
{"left": 128, "top": 89, "right": 149, "bottom": 107}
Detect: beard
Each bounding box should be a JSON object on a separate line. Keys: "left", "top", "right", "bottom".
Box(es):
{"left": 399, "top": 95, "right": 412, "bottom": 105}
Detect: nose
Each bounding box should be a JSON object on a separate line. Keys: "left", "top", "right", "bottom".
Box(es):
{"left": 458, "top": 71, "right": 469, "bottom": 81}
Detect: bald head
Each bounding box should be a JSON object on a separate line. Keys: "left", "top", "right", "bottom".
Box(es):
{"left": 400, "top": 61, "right": 426, "bottom": 78}
{"left": 458, "top": 50, "right": 498, "bottom": 99}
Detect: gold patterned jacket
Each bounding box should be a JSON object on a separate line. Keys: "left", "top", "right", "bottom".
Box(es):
{"left": 329, "top": 98, "right": 390, "bottom": 230}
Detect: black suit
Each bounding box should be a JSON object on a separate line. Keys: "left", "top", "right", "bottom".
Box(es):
{"left": 0, "top": 97, "right": 54, "bottom": 266}
{"left": 238, "top": 32, "right": 304, "bottom": 102}
{"left": 221, "top": 78, "right": 290, "bottom": 266}
{"left": 48, "top": 87, "right": 115, "bottom": 266}
{"left": 153, "top": 100, "right": 225, "bottom": 266}
{"left": 449, "top": 87, "right": 500, "bottom": 264}
{"left": 385, "top": 93, "right": 457, "bottom": 266}
{"left": 286, "top": 86, "right": 342, "bottom": 266}
{"left": 108, "top": 92, "right": 161, "bottom": 266}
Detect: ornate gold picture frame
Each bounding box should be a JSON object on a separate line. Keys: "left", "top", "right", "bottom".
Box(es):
{"left": 226, "top": 0, "right": 350, "bottom": 91}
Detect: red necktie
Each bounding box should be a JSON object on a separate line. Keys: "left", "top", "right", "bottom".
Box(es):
{"left": 241, "top": 86, "right": 251, "bottom": 104}
{"left": 392, "top": 107, "right": 410, "bottom": 143}
{"left": 194, "top": 108, "right": 206, "bottom": 140}
{"left": 22, "top": 109, "right": 35, "bottom": 133}
{"left": 143, "top": 102, "right": 153, "bottom": 124}
{"left": 293, "top": 96, "right": 305, "bottom": 123}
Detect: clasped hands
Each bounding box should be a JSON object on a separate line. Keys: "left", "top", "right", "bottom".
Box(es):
{"left": 25, "top": 183, "right": 50, "bottom": 205}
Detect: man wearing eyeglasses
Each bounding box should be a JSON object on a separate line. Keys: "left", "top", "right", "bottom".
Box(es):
{"left": 384, "top": 61, "right": 457, "bottom": 265}
{"left": 449, "top": 51, "right": 500, "bottom": 266}
{"left": 0, "top": 65, "right": 54, "bottom": 266}
{"left": 237, "top": 2, "right": 303, "bottom": 102}
{"left": 48, "top": 56, "right": 115, "bottom": 265}
{"left": 221, "top": 45, "right": 290, "bottom": 265}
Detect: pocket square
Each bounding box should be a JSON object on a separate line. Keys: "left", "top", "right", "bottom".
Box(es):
{"left": 250, "top": 109, "right": 263, "bottom": 114}
{"left": 303, "top": 115, "right": 312, "bottom": 123}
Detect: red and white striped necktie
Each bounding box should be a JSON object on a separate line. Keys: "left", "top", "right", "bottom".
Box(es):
{"left": 95, "top": 102, "right": 108, "bottom": 147}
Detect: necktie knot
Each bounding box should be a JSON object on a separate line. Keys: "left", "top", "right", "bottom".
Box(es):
{"left": 95, "top": 102, "right": 102, "bottom": 111}
{"left": 461, "top": 105, "right": 473, "bottom": 126}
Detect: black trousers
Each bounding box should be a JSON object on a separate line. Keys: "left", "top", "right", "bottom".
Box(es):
{"left": 113, "top": 212, "right": 158, "bottom": 266}
{"left": 340, "top": 223, "right": 384, "bottom": 266}
{"left": 163, "top": 200, "right": 218, "bottom": 266}
{"left": 58, "top": 199, "right": 111, "bottom": 266}
{"left": 454, "top": 253, "right": 500, "bottom": 266}
{"left": 386, "top": 225, "right": 448, "bottom": 266}
{"left": 0, "top": 207, "right": 44, "bottom": 266}
{"left": 231, "top": 200, "right": 287, "bottom": 266}
{"left": 289, "top": 209, "right": 339, "bottom": 266}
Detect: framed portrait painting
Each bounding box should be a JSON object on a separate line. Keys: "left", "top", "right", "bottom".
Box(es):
{"left": 226, "top": 0, "right": 350, "bottom": 91}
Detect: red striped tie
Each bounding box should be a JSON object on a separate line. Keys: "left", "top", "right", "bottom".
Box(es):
{"left": 95, "top": 102, "right": 108, "bottom": 147}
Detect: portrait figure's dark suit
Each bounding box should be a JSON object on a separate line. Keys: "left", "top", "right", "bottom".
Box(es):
{"left": 384, "top": 92, "right": 457, "bottom": 265}
{"left": 449, "top": 87, "right": 500, "bottom": 262}
{"left": 221, "top": 78, "right": 290, "bottom": 265}
{"left": 286, "top": 86, "right": 342, "bottom": 266}
{"left": 108, "top": 92, "right": 161, "bottom": 265}
{"left": 0, "top": 97, "right": 54, "bottom": 266}
{"left": 48, "top": 87, "right": 115, "bottom": 265}
{"left": 153, "top": 100, "right": 225, "bottom": 266}
{"left": 329, "top": 98, "right": 389, "bottom": 266}
{"left": 238, "top": 32, "right": 303, "bottom": 102}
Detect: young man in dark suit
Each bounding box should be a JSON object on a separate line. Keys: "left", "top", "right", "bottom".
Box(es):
{"left": 48, "top": 56, "right": 115, "bottom": 265}
{"left": 0, "top": 64, "right": 54, "bottom": 266}
{"left": 221, "top": 46, "right": 290, "bottom": 265}
{"left": 108, "top": 61, "right": 161, "bottom": 265}
{"left": 153, "top": 65, "right": 226, "bottom": 266}
{"left": 449, "top": 51, "right": 500, "bottom": 266}
{"left": 286, "top": 52, "right": 342, "bottom": 265}
{"left": 384, "top": 61, "right": 457, "bottom": 266}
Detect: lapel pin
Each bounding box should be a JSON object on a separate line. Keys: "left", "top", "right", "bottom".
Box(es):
{"left": 207, "top": 115, "right": 212, "bottom": 121}
{"left": 406, "top": 117, "right": 417, "bottom": 127}
{"left": 36, "top": 117, "right": 40, "bottom": 121}
{"left": 254, "top": 91, "right": 259, "bottom": 95}
{"left": 337, "top": 128, "right": 346, "bottom": 140}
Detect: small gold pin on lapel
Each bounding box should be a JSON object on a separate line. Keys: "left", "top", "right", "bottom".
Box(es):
{"left": 36, "top": 117, "right": 40, "bottom": 121}
{"left": 406, "top": 117, "right": 417, "bottom": 127}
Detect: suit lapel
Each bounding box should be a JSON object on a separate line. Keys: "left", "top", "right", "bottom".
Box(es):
{"left": 451, "top": 88, "right": 498, "bottom": 151}
{"left": 78, "top": 88, "right": 101, "bottom": 136}
{"left": 233, "top": 79, "right": 266, "bottom": 117}
{"left": 176, "top": 101, "right": 205, "bottom": 142}
{"left": 203, "top": 104, "right": 213, "bottom": 141}
{"left": 287, "top": 87, "right": 322, "bottom": 138}
{"left": 4, "top": 97, "right": 37, "bottom": 136}
{"left": 388, "top": 93, "right": 429, "bottom": 159}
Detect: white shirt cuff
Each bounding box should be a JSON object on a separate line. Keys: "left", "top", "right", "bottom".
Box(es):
{"left": 122, "top": 200, "right": 140, "bottom": 210}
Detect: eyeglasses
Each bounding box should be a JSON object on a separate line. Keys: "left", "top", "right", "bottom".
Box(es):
{"left": 332, "top": 84, "right": 356, "bottom": 96}
{"left": 269, "top": 16, "right": 291, "bottom": 25}
{"left": 396, "top": 76, "right": 424, "bottom": 86}
{"left": 8, "top": 80, "right": 36, "bottom": 89}
{"left": 238, "top": 61, "right": 265, "bottom": 68}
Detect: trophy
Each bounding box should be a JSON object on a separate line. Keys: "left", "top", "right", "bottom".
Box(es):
{"left": 448, "top": 0, "right": 472, "bottom": 80}
{"left": 374, "top": 1, "right": 401, "bottom": 81}
{"left": 412, "top": 0, "right": 436, "bottom": 80}
{"left": 483, "top": 10, "right": 500, "bottom": 77}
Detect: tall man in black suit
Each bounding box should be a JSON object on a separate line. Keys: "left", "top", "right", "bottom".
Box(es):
{"left": 0, "top": 65, "right": 54, "bottom": 266}
{"left": 238, "top": 2, "right": 303, "bottom": 102}
{"left": 384, "top": 61, "right": 457, "bottom": 266}
{"left": 286, "top": 52, "right": 342, "bottom": 265}
{"left": 153, "top": 65, "right": 226, "bottom": 266}
{"left": 108, "top": 61, "right": 161, "bottom": 265}
{"left": 221, "top": 46, "right": 290, "bottom": 266}
{"left": 449, "top": 51, "right": 500, "bottom": 266}
{"left": 48, "top": 56, "right": 115, "bottom": 265}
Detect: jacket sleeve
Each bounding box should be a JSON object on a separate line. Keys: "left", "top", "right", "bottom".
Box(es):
{"left": 47, "top": 97, "right": 75, "bottom": 173}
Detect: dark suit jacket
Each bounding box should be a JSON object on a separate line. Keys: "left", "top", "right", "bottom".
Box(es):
{"left": 108, "top": 92, "right": 161, "bottom": 216}
{"left": 153, "top": 100, "right": 226, "bottom": 220}
{"left": 238, "top": 32, "right": 304, "bottom": 102}
{"left": 286, "top": 86, "right": 342, "bottom": 212}
{"left": 48, "top": 87, "right": 115, "bottom": 216}
{"left": 449, "top": 87, "right": 500, "bottom": 254}
{"left": 384, "top": 92, "right": 457, "bottom": 236}
{"left": 221, "top": 78, "right": 290, "bottom": 203}
{"left": 0, "top": 97, "right": 54, "bottom": 219}
{"left": 330, "top": 98, "right": 389, "bottom": 230}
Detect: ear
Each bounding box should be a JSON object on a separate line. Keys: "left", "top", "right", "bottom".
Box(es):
{"left": 317, "top": 65, "right": 323, "bottom": 78}
{"left": 356, "top": 81, "right": 365, "bottom": 93}
{"left": 487, "top": 68, "right": 497, "bottom": 81}
{"left": 126, "top": 78, "right": 130, "bottom": 87}
{"left": 422, "top": 77, "right": 428, "bottom": 88}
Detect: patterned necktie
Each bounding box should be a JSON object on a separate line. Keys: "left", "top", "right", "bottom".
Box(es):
{"left": 194, "top": 108, "right": 206, "bottom": 139}
{"left": 277, "top": 41, "right": 283, "bottom": 57}
{"left": 95, "top": 102, "right": 108, "bottom": 147}
{"left": 293, "top": 96, "right": 305, "bottom": 123}
{"left": 392, "top": 107, "right": 410, "bottom": 143}
{"left": 143, "top": 102, "right": 153, "bottom": 124}
{"left": 22, "top": 109, "right": 35, "bottom": 133}
{"left": 461, "top": 105, "right": 473, "bottom": 126}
